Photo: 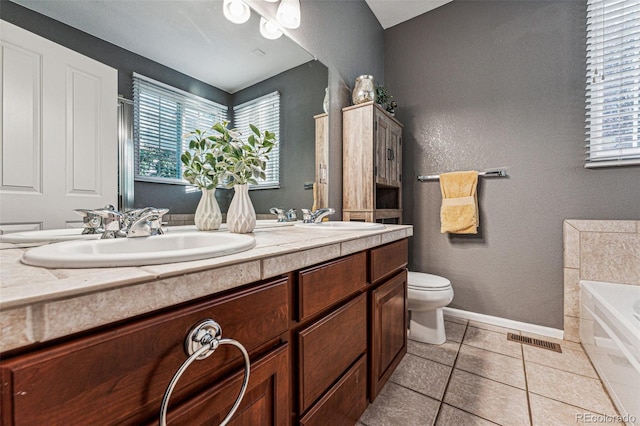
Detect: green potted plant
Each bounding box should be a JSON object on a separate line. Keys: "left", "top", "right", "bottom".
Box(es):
{"left": 375, "top": 83, "right": 398, "bottom": 115}
{"left": 181, "top": 127, "right": 225, "bottom": 231}
{"left": 215, "top": 121, "right": 276, "bottom": 233}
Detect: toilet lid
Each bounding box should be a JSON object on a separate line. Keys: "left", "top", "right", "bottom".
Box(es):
{"left": 407, "top": 271, "right": 451, "bottom": 290}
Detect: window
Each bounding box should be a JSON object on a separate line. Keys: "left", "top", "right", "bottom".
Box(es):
{"left": 586, "top": 0, "right": 640, "bottom": 167}
{"left": 133, "top": 73, "right": 228, "bottom": 183}
{"left": 233, "top": 91, "right": 281, "bottom": 188}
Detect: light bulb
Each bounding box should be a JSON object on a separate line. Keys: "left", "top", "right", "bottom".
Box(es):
{"left": 223, "top": 0, "right": 251, "bottom": 24}
{"left": 276, "top": 0, "right": 300, "bottom": 29}
{"left": 260, "top": 17, "right": 283, "bottom": 40}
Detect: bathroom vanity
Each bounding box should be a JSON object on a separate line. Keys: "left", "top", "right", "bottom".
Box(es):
{"left": 0, "top": 225, "right": 411, "bottom": 425}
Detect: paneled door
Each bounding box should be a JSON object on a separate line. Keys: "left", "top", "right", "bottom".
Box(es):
{"left": 0, "top": 21, "right": 117, "bottom": 232}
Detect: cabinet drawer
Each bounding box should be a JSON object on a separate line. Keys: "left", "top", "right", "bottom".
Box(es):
{"left": 370, "top": 238, "right": 408, "bottom": 283}
{"left": 299, "top": 354, "right": 367, "bottom": 426}
{"left": 0, "top": 278, "right": 289, "bottom": 426}
{"left": 297, "top": 252, "right": 366, "bottom": 322}
{"left": 298, "top": 293, "right": 367, "bottom": 413}
{"left": 163, "top": 344, "right": 289, "bottom": 426}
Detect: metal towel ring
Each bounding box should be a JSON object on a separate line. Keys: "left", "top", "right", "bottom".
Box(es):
{"left": 159, "top": 319, "right": 251, "bottom": 426}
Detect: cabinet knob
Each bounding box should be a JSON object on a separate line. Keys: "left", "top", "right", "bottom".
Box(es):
{"left": 159, "top": 319, "right": 251, "bottom": 426}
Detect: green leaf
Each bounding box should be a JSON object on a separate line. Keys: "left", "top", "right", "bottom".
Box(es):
{"left": 250, "top": 124, "right": 260, "bottom": 136}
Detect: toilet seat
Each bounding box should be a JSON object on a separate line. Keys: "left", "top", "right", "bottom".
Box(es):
{"left": 408, "top": 271, "right": 451, "bottom": 290}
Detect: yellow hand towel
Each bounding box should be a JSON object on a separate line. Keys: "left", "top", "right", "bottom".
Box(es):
{"left": 439, "top": 171, "right": 479, "bottom": 234}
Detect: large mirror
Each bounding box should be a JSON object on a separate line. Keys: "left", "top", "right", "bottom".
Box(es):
{"left": 6, "top": 0, "right": 327, "bottom": 220}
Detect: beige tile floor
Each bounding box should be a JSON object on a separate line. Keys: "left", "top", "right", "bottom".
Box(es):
{"left": 358, "top": 316, "right": 624, "bottom": 426}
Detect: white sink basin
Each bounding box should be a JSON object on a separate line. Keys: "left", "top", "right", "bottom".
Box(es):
{"left": 0, "top": 228, "right": 100, "bottom": 244}
{"left": 21, "top": 232, "right": 256, "bottom": 268}
{"left": 295, "top": 221, "right": 386, "bottom": 231}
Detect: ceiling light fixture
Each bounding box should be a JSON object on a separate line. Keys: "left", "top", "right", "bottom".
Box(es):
{"left": 223, "top": 0, "right": 251, "bottom": 24}
{"left": 259, "top": 17, "right": 283, "bottom": 40}
{"left": 276, "top": 0, "right": 301, "bottom": 29}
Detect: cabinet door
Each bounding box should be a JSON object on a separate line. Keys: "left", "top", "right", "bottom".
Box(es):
{"left": 374, "top": 110, "right": 389, "bottom": 186}
{"left": 387, "top": 124, "right": 402, "bottom": 188}
{"left": 164, "top": 344, "right": 289, "bottom": 426}
{"left": 369, "top": 270, "right": 407, "bottom": 401}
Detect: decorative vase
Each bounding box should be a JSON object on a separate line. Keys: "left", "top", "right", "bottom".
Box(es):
{"left": 323, "top": 87, "right": 329, "bottom": 113}
{"left": 352, "top": 75, "right": 375, "bottom": 105}
{"left": 194, "top": 189, "right": 222, "bottom": 231}
{"left": 227, "top": 184, "right": 256, "bottom": 233}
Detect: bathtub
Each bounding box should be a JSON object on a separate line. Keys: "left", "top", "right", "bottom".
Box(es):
{"left": 580, "top": 281, "right": 640, "bottom": 426}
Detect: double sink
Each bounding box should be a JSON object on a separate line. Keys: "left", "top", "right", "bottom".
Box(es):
{"left": 9, "top": 221, "right": 385, "bottom": 269}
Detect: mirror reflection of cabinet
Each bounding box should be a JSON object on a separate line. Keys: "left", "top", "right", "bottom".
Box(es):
{"left": 314, "top": 113, "right": 329, "bottom": 209}
{"left": 342, "top": 102, "right": 403, "bottom": 223}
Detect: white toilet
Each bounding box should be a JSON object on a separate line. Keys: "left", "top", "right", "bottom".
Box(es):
{"left": 407, "top": 271, "right": 454, "bottom": 345}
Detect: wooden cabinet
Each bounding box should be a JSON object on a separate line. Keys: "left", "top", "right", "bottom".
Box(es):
{"left": 0, "top": 239, "right": 409, "bottom": 425}
{"left": 368, "top": 239, "right": 409, "bottom": 401}
{"left": 343, "top": 101, "right": 403, "bottom": 224}
{"left": 0, "top": 278, "right": 289, "bottom": 425}
{"left": 314, "top": 113, "right": 329, "bottom": 209}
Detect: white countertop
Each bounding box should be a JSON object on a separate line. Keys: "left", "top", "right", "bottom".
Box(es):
{"left": 0, "top": 224, "right": 412, "bottom": 353}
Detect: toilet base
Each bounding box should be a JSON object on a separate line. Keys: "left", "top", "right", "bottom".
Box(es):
{"left": 409, "top": 307, "right": 446, "bottom": 345}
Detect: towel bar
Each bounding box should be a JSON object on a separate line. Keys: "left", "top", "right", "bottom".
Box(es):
{"left": 417, "top": 169, "right": 507, "bottom": 182}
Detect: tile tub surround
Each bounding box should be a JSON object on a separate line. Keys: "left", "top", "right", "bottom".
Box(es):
{"left": 563, "top": 220, "right": 640, "bottom": 342}
{"left": 359, "top": 317, "right": 623, "bottom": 426}
{"left": 0, "top": 224, "right": 412, "bottom": 353}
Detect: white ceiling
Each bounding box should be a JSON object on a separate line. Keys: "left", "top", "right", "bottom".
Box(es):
{"left": 365, "top": 0, "right": 453, "bottom": 29}
{"left": 12, "top": 0, "right": 313, "bottom": 93}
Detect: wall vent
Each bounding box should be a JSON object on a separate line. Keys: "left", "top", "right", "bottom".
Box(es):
{"left": 507, "top": 333, "right": 562, "bottom": 353}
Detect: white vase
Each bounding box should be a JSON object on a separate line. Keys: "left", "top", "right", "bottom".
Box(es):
{"left": 194, "top": 189, "right": 222, "bottom": 231}
{"left": 227, "top": 184, "right": 256, "bottom": 233}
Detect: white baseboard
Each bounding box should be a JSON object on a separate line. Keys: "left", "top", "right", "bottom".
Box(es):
{"left": 443, "top": 307, "right": 565, "bottom": 340}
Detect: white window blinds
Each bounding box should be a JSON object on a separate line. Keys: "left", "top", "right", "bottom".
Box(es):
{"left": 586, "top": 0, "right": 640, "bottom": 167}
{"left": 133, "top": 73, "right": 228, "bottom": 182}
{"left": 233, "top": 91, "right": 280, "bottom": 188}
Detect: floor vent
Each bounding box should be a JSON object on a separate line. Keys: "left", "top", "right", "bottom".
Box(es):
{"left": 507, "top": 333, "right": 562, "bottom": 353}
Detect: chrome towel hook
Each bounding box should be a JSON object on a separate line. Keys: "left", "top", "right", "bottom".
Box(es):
{"left": 159, "top": 319, "right": 251, "bottom": 426}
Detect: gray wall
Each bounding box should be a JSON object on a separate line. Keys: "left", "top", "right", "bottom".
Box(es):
{"left": 135, "top": 61, "right": 328, "bottom": 214}
{"left": 386, "top": 0, "right": 640, "bottom": 329}
{"left": 248, "top": 0, "right": 385, "bottom": 217}
{"left": 233, "top": 60, "right": 327, "bottom": 214}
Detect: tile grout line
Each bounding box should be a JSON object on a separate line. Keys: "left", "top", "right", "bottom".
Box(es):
{"left": 521, "top": 338, "right": 534, "bottom": 426}
{"left": 431, "top": 321, "right": 468, "bottom": 426}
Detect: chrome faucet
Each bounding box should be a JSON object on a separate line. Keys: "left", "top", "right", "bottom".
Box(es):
{"left": 91, "top": 207, "right": 126, "bottom": 239}
{"left": 269, "top": 207, "right": 297, "bottom": 222}
{"left": 127, "top": 209, "right": 168, "bottom": 237}
{"left": 301, "top": 208, "right": 335, "bottom": 223}
{"left": 74, "top": 207, "right": 107, "bottom": 234}
{"left": 87, "top": 206, "right": 168, "bottom": 238}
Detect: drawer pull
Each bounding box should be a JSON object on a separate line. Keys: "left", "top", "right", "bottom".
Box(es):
{"left": 159, "top": 319, "right": 251, "bottom": 426}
